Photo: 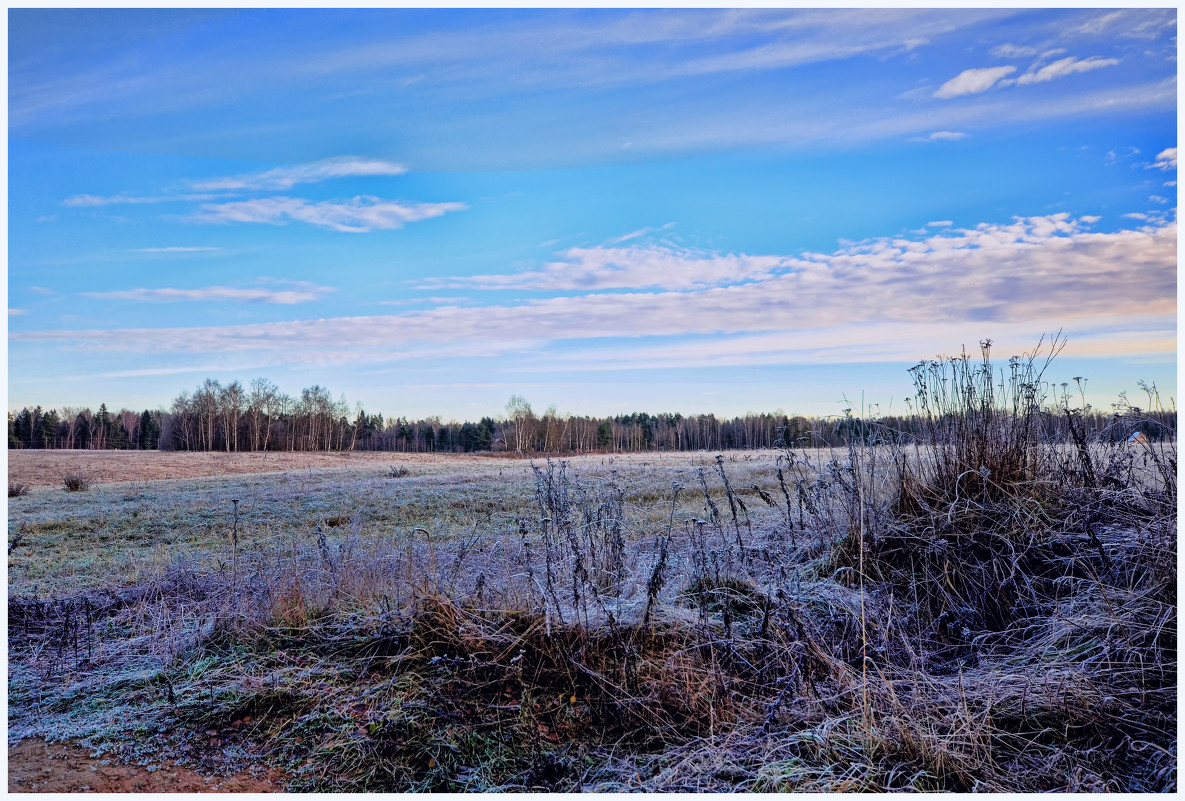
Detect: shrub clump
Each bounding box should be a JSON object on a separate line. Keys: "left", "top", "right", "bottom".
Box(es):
{"left": 62, "top": 470, "right": 92, "bottom": 492}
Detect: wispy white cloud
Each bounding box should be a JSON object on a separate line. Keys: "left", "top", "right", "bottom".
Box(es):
{"left": 934, "top": 66, "right": 1016, "bottom": 98}
{"left": 990, "top": 43, "right": 1037, "bottom": 59}
{"left": 188, "top": 195, "right": 466, "bottom": 233}
{"left": 1149, "top": 147, "right": 1177, "bottom": 171}
{"left": 64, "top": 159, "right": 456, "bottom": 235}
{"left": 19, "top": 214, "right": 1175, "bottom": 365}
{"left": 604, "top": 222, "right": 677, "bottom": 245}
{"left": 377, "top": 297, "right": 477, "bottom": 306}
{"left": 1011, "top": 56, "right": 1119, "bottom": 86}
{"left": 9, "top": 309, "right": 28, "bottom": 316}
{"left": 419, "top": 245, "right": 793, "bottom": 292}
{"left": 7, "top": 8, "right": 1019, "bottom": 153}
{"left": 190, "top": 156, "right": 408, "bottom": 192}
{"left": 94, "top": 364, "right": 265, "bottom": 378}
{"left": 81, "top": 281, "right": 334, "bottom": 304}
{"left": 675, "top": 75, "right": 1175, "bottom": 155}
{"left": 10, "top": 10, "right": 1174, "bottom": 172}
{"left": 1116, "top": 12, "right": 1177, "bottom": 41}
{"left": 537, "top": 234, "right": 583, "bottom": 249}
{"left": 934, "top": 54, "right": 1119, "bottom": 100}
{"left": 132, "top": 246, "right": 222, "bottom": 253}
{"left": 64, "top": 192, "right": 220, "bottom": 207}
{"left": 551, "top": 319, "right": 1177, "bottom": 373}
{"left": 915, "top": 131, "right": 968, "bottom": 142}
{"left": 305, "top": 9, "right": 1009, "bottom": 89}
{"left": 1073, "top": 11, "right": 1125, "bottom": 37}
{"left": 927, "top": 220, "right": 953, "bottom": 227}
{"left": 28, "top": 286, "right": 54, "bottom": 295}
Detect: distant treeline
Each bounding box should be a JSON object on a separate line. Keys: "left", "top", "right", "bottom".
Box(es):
{"left": 9, "top": 404, "right": 162, "bottom": 451}
{"left": 8, "top": 377, "right": 1175, "bottom": 453}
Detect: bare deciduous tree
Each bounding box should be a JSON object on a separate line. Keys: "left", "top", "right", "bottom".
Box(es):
{"left": 248, "top": 378, "right": 278, "bottom": 452}
{"left": 505, "top": 395, "right": 535, "bottom": 456}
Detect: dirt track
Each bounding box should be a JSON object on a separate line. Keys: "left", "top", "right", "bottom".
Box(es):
{"left": 8, "top": 739, "right": 284, "bottom": 793}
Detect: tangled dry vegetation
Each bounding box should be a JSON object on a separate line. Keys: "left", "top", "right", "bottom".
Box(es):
{"left": 8, "top": 343, "right": 1176, "bottom": 791}
{"left": 61, "top": 469, "right": 93, "bottom": 493}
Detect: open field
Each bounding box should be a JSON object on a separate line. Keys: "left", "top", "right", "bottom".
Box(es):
{"left": 8, "top": 373, "right": 1177, "bottom": 792}
{"left": 7, "top": 450, "right": 772, "bottom": 596}
{"left": 7, "top": 449, "right": 514, "bottom": 489}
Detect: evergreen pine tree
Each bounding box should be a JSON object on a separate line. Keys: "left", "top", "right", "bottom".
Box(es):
{"left": 596, "top": 420, "right": 613, "bottom": 449}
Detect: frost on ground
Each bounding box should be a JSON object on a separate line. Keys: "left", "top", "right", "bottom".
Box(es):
{"left": 7, "top": 354, "right": 1177, "bottom": 791}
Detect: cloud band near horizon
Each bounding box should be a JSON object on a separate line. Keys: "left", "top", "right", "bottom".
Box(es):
{"left": 14, "top": 214, "right": 1176, "bottom": 364}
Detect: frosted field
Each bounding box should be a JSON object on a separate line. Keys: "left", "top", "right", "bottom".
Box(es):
{"left": 8, "top": 449, "right": 795, "bottom": 596}
{"left": 7, "top": 439, "right": 1175, "bottom": 792}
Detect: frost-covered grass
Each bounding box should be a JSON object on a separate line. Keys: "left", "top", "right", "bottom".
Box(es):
{"left": 7, "top": 349, "right": 1176, "bottom": 793}
{"left": 7, "top": 452, "right": 789, "bottom": 597}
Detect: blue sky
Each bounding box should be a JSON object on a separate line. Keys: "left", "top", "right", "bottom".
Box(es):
{"left": 8, "top": 8, "right": 1177, "bottom": 419}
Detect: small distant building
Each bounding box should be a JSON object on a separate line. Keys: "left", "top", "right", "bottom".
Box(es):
{"left": 1127, "top": 432, "right": 1150, "bottom": 444}
{"left": 491, "top": 437, "right": 507, "bottom": 452}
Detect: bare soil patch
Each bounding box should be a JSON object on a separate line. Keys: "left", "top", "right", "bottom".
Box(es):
{"left": 7, "top": 739, "right": 284, "bottom": 793}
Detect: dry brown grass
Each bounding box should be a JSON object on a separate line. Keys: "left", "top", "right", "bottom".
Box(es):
{"left": 7, "top": 450, "right": 496, "bottom": 489}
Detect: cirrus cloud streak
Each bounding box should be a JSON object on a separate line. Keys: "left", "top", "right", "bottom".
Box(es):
{"left": 1013, "top": 56, "right": 1119, "bottom": 86}
{"left": 81, "top": 281, "right": 334, "bottom": 304}
{"left": 188, "top": 195, "right": 466, "bottom": 233}
{"left": 64, "top": 192, "right": 221, "bottom": 207}
{"left": 190, "top": 156, "right": 408, "bottom": 192}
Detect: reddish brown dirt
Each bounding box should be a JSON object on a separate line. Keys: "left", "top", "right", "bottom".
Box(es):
{"left": 8, "top": 739, "right": 285, "bottom": 793}
{"left": 7, "top": 449, "right": 505, "bottom": 489}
